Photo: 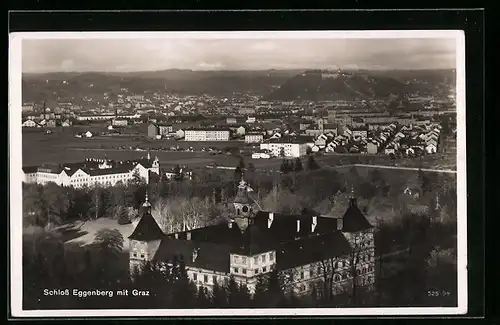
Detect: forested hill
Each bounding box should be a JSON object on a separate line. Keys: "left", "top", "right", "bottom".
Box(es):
{"left": 264, "top": 69, "right": 456, "bottom": 101}
{"left": 22, "top": 69, "right": 303, "bottom": 102}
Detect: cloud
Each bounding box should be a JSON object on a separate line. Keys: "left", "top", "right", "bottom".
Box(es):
{"left": 22, "top": 37, "right": 458, "bottom": 73}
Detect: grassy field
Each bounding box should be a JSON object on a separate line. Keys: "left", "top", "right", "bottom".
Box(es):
{"left": 54, "top": 218, "right": 136, "bottom": 251}
{"left": 22, "top": 127, "right": 457, "bottom": 171}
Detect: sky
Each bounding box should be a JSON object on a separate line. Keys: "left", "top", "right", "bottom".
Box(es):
{"left": 22, "top": 37, "right": 457, "bottom": 73}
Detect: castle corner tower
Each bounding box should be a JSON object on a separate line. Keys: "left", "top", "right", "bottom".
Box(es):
{"left": 128, "top": 193, "right": 165, "bottom": 278}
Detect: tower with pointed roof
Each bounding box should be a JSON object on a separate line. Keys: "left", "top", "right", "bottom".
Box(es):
{"left": 233, "top": 175, "right": 254, "bottom": 233}
{"left": 128, "top": 193, "right": 165, "bottom": 278}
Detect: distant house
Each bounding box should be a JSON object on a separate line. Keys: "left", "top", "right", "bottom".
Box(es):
{"left": 403, "top": 187, "right": 420, "bottom": 198}
{"left": 367, "top": 142, "right": 378, "bottom": 154}
{"left": 158, "top": 125, "right": 173, "bottom": 136}
{"left": 343, "top": 127, "right": 352, "bottom": 139}
{"left": 300, "top": 123, "right": 312, "bottom": 131}
{"left": 85, "top": 131, "right": 93, "bottom": 138}
{"left": 325, "top": 142, "right": 337, "bottom": 153}
{"left": 352, "top": 127, "right": 368, "bottom": 139}
{"left": 147, "top": 123, "right": 159, "bottom": 138}
{"left": 245, "top": 133, "right": 264, "bottom": 144}
{"left": 246, "top": 117, "right": 256, "bottom": 124}
{"left": 384, "top": 146, "right": 395, "bottom": 155}
{"left": 175, "top": 129, "right": 185, "bottom": 139}
{"left": 236, "top": 126, "right": 246, "bottom": 136}
{"left": 38, "top": 119, "right": 47, "bottom": 126}
{"left": 425, "top": 143, "right": 437, "bottom": 154}
{"left": 112, "top": 119, "right": 129, "bottom": 127}
{"left": 226, "top": 117, "right": 237, "bottom": 125}
{"left": 107, "top": 125, "right": 114, "bottom": 131}
{"left": 61, "top": 119, "right": 72, "bottom": 127}
{"left": 46, "top": 119, "right": 57, "bottom": 128}
{"left": 22, "top": 120, "right": 37, "bottom": 128}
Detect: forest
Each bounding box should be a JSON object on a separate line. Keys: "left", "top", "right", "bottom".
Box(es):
{"left": 22, "top": 157, "right": 459, "bottom": 309}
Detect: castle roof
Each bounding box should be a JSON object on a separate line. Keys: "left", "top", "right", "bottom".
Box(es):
{"left": 341, "top": 204, "right": 374, "bottom": 232}
{"left": 128, "top": 210, "right": 165, "bottom": 242}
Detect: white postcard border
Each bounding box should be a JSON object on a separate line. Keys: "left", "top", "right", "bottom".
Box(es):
{"left": 9, "top": 30, "right": 467, "bottom": 317}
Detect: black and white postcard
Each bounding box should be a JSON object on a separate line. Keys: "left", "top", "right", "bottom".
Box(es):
{"left": 9, "top": 30, "right": 467, "bottom": 317}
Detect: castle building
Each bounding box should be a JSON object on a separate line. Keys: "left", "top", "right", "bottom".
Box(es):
{"left": 128, "top": 178, "right": 375, "bottom": 297}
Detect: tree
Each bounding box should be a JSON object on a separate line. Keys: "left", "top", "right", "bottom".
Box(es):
{"left": 370, "top": 169, "right": 388, "bottom": 196}
{"left": 211, "top": 280, "right": 227, "bottom": 307}
{"left": 280, "top": 159, "right": 291, "bottom": 174}
{"left": 116, "top": 205, "right": 131, "bottom": 225}
{"left": 265, "top": 269, "right": 287, "bottom": 307}
{"left": 252, "top": 275, "right": 267, "bottom": 307}
{"left": 93, "top": 228, "right": 124, "bottom": 286}
{"left": 247, "top": 163, "right": 256, "bottom": 184}
{"left": 425, "top": 246, "right": 457, "bottom": 306}
{"left": 226, "top": 276, "right": 240, "bottom": 307}
{"left": 238, "top": 157, "right": 245, "bottom": 170}
{"left": 279, "top": 147, "right": 286, "bottom": 158}
{"left": 173, "top": 164, "right": 185, "bottom": 182}
{"left": 234, "top": 166, "right": 243, "bottom": 182}
{"left": 293, "top": 158, "right": 304, "bottom": 172}
{"left": 307, "top": 155, "right": 320, "bottom": 171}
{"left": 196, "top": 286, "right": 210, "bottom": 308}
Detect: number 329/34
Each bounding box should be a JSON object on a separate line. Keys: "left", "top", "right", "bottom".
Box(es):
{"left": 427, "top": 290, "right": 451, "bottom": 297}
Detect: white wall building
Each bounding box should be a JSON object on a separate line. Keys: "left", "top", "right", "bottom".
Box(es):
{"left": 22, "top": 156, "right": 160, "bottom": 188}
{"left": 260, "top": 141, "right": 308, "bottom": 158}
{"left": 184, "top": 129, "right": 230, "bottom": 141}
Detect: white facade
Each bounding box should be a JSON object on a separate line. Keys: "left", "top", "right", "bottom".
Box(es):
{"left": 260, "top": 142, "right": 307, "bottom": 158}
{"left": 245, "top": 134, "right": 264, "bottom": 144}
{"left": 77, "top": 113, "right": 140, "bottom": 121}
{"left": 22, "top": 120, "right": 37, "bottom": 127}
{"left": 185, "top": 129, "right": 230, "bottom": 141}
{"left": 23, "top": 160, "right": 159, "bottom": 187}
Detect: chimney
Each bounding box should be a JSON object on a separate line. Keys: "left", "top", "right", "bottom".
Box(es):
{"left": 186, "top": 232, "right": 191, "bottom": 240}
{"left": 311, "top": 216, "right": 318, "bottom": 233}
{"left": 337, "top": 218, "right": 343, "bottom": 231}
{"left": 267, "top": 212, "right": 274, "bottom": 228}
{"left": 296, "top": 219, "right": 301, "bottom": 233}
{"left": 192, "top": 248, "right": 198, "bottom": 262}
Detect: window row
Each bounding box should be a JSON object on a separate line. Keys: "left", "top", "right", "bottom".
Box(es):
{"left": 233, "top": 252, "right": 275, "bottom": 265}
{"left": 233, "top": 266, "right": 268, "bottom": 275}
{"left": 192, "top": 273, "right": 229, "bottom": 285}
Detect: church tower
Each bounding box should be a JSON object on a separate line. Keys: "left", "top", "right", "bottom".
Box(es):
{"left": 128, "top": 193, "right": 165, "bottom": 279}
{"left": 151, "top": 156, "right": 160, "bottom": 175}
{"left": 233, "top": 175, "right": 254, "bottom": 233}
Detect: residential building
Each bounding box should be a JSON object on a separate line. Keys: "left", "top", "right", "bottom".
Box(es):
{"left": 184, "top": 129, "right": 230, "bottom": 141}
{"left": 128, "top": 180, "right": 375, "bottom": 297}
{"left": 22, "top": 120, "right": 37, "bottom": 128}
{"left": 46, "top": 120, "right": 57, "bottom": 128}
{"left": 226, "top": 117, "right": 237, "bottom": 125}
{"left": 238, "top": 107, "right": 256, "bottom": 115}
{"left": 77, "top": 113, "right": 140, "bottom": 121}
{"left": 260, "top": 138, "right": 308, "bottom": 158}
{"left": 236, "top": 126, "right": 246, "bottom": 136}
{"left": 366, "top": 142, "right": 378, "bottom": 154}
{"left": 245, "top": 133, "right": 264, "bottom": 144}
{"left": 61, "top": 119, "right": 72, "bottom": 127}
{"left": 112, "top": 119, "right": 129, "bottom": 127}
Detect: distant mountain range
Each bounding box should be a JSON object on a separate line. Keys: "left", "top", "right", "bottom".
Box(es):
{"left": 22, "top": 69, "right": 455, "bottom": 103}
{"left": 264, "top": 69, "right": 456, "bottom": 101}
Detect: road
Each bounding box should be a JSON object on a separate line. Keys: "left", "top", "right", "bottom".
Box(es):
{"left": 318, "top": 160, "right": 456, "bottom": 174}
